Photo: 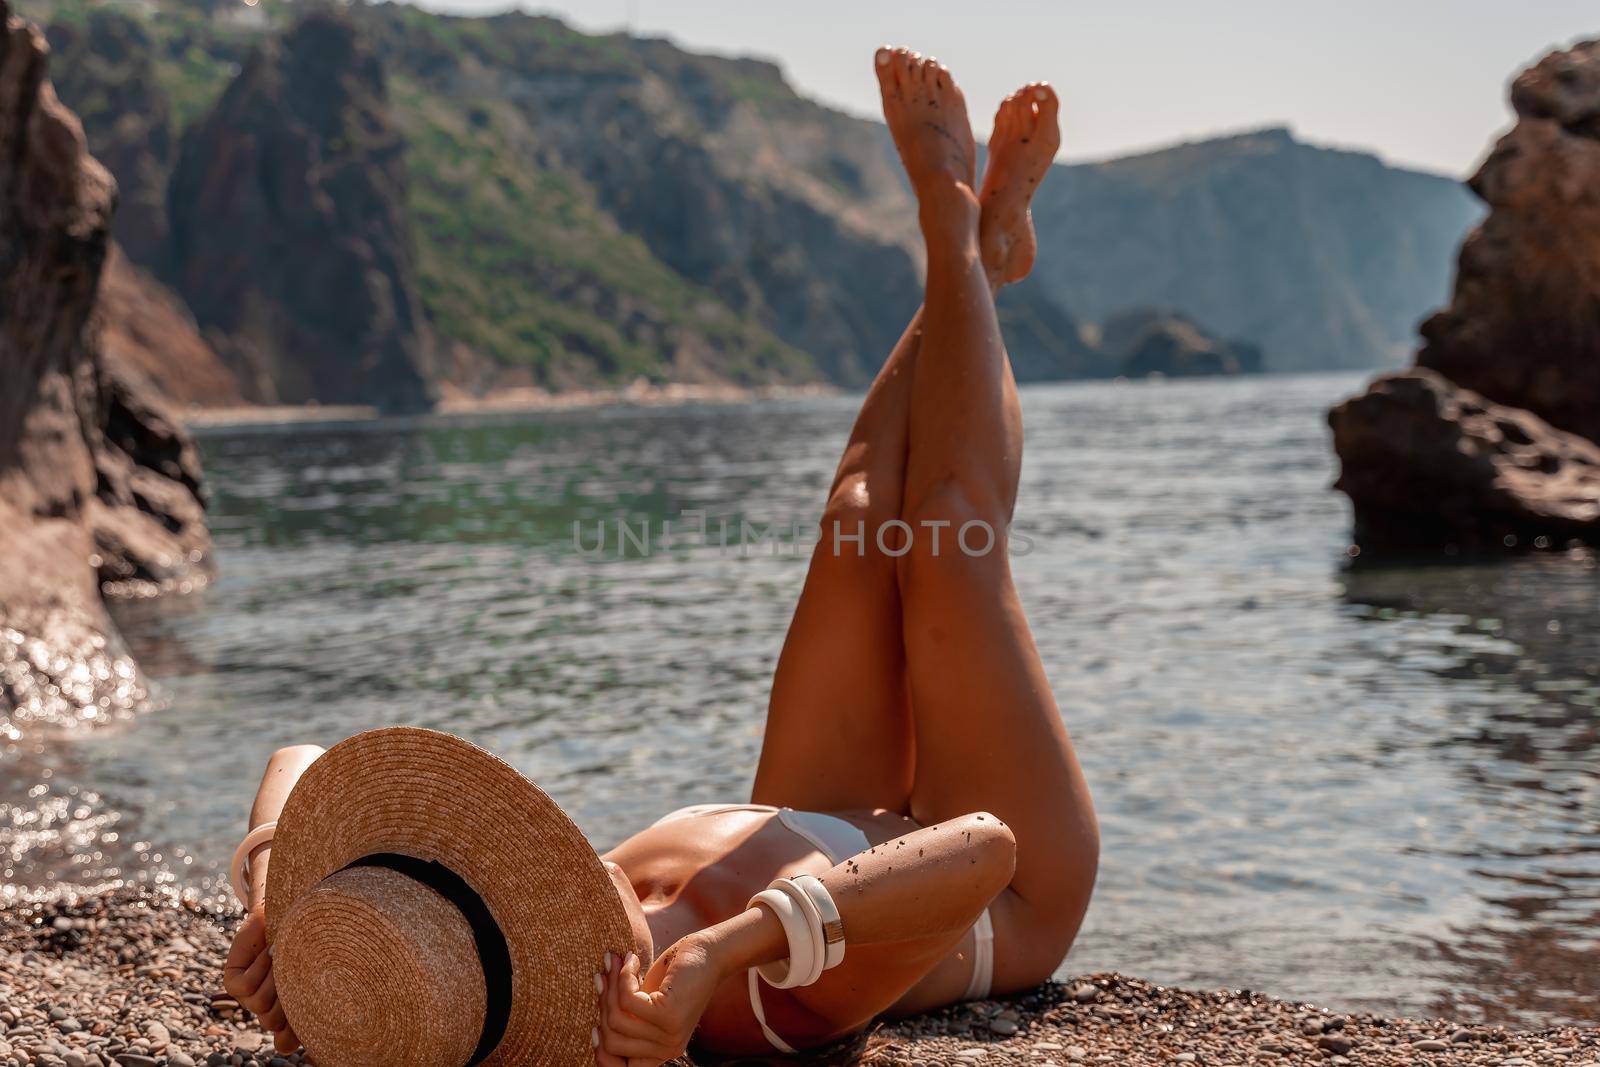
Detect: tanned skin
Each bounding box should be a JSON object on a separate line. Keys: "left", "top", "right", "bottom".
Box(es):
{"left": 223, "top": 50, "right": 1098, "bottom": 1067}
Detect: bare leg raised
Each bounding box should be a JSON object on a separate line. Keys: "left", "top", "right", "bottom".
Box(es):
{"left": 893, "top": 77, "right": 1099, "bottom": 995}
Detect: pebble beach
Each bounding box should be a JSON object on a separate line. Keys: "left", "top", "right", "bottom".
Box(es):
{"left": 2, "top": 890, "right": 1594, "bottom": 1067}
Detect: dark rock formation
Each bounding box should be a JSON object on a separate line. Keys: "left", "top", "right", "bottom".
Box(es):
{"left": 1331, "top": 39, "right": 1600, "bottom": 556}
{"left": 1099, "top": 309, "right": 1263, "bottom": 378}
{"left": 1329, "top": 370, "right": 1600, "bottom": 551}
{"left": 0, "top": 0, "right": 210, "bottom": 730}
{"left": 99, "top": 245, "right": 244, "bottom": 407}
{"left": 167, "top": 11, "right": 437, "bottom": 413}
{"left": 90, "top": 355, "right": 212, "bottom": 596}
{"left": 1030, "top": 127, "right": 1480, "bottom": 372}
{"left": 45, "top": 9, "right": 175, "bottom": 268}
{"left": 1417, "top": 39, "right": 1600, "bottom": 442}
{"left": 997, "top": 277, "right": 1112, "bottom": 382}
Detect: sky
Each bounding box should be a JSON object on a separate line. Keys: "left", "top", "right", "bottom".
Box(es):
{"left": 410, "top": 0, "right": 1597, "bottom": 177}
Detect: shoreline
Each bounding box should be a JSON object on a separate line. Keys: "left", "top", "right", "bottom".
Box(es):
{"left": 178, "top": 382, "right": 840, "bottom": 431}
{"left": 1, "top": 890, "right": 1594, "bottom": 1066}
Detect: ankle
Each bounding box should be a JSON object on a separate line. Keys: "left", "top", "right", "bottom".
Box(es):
{"left": 918, "top": 184, "right": 981, "bottom": 260}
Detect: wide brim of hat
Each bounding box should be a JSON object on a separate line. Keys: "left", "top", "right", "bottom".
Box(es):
{"left": 265, "top": 726, "right": 634, "bottom": 1066}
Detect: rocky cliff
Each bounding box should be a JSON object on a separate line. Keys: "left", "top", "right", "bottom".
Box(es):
{"left": 1417, "top": 39, "right": 1600, "bottom": 443}
{"left": 363, "top": 6, "right": 1094, "bottom": 387}
{"left": 99, "top": 245, "right": 243, "bottom": 407}
{"left": 1330, "top": 370, "right": 1600, "bottom": 552}
{"left": 1034, "top": 128, "right": 1481, "bottom": 372}
{"left": 0, "top": 0, "right": 210, "bottom": 729}
{"left": 31, "top": 1, "right": 1481, "bottom": 402}
{"left": 44, "top": 8, "right": 173, "bottom": 267}
{"left": 1331, "top": 38, "right": 1600, "bottom": 554}
{"left": 1099, "top": 309, "right": 1263, "bottom": 378}
{"left": 7, "top": 2, "right": 1288, "bottom": 403}
{"left": 167, "top": 11, "right": 438, "bottom": 413}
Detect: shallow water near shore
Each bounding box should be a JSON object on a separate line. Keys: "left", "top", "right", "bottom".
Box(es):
{"left": 3, "top": 372, "right": 1598, "bottom": 1030}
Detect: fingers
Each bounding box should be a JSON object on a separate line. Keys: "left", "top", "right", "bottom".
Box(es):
{"left": 223, "top": 946, "right": 271, "bottom": 1002}
{"left": 603, "top": 956, "right": 655, "bottom": 1040}
{"left": 274, "top": 1025, "right": 301, "bottom": 1055}
{"left": 258, "top": 992, "right": 290, "bottom": 1034}
{"left": 601, "top": 1030, "right": 676, "bottom": 1062}
{"left": 630, "top": 953, "right": 673, "bottom": 1016}
{"left": 638, "top": 947, "right": 672, "bottom": 996}
{"left": 223, "top": 909, "right": 267, "bottom": 974}
{"left": 597, "top": 954, "right": 678, "bottom": 1063}
{"left": 222, "top": 911, "right": 270, "bottom": 1001}
{"left": 622, "top": 952, "right": 644, "bottom": 997}
{"left": 246, "top": 970, "right": 286, "bottom": 1031}
{"left": 623, "top": 953, "right": 671, "bottom": 1022}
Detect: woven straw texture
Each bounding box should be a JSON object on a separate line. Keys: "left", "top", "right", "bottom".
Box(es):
{"left": 275, "top": 867, "right": 485, "bottom": 1066}
{"left": 265, "top": 727, "right": 634, "bottom": 1066}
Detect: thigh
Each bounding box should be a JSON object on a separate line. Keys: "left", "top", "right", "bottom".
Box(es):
{"left": 750, "top": 501, "right": 914, "bottom": 813}
{"left": 751, "top": 329, "right": 922, "bottom": 814}
{"left": 899, "top": 495, "right": 1099, "bottom": 979}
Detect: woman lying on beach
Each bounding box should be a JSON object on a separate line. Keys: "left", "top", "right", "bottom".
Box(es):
{"left": 223, "top": 49, "right": 1098, "bottom": 1065}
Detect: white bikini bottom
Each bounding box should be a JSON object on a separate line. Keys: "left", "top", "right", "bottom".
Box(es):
{"left": 652, "top": 802, "right": 997, "bottom": 1053}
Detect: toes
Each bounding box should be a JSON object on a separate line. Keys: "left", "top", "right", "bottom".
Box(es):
{"left": 876, "top": 47, "right": 910, "bottom": 105}
{"left": 930, "top": 58, "right": 967, "bottom": 112}
{"left": 992, "top": 83, "right": 1059, "bottom": 151}
{"left": 1014, "top": 86, "right": 1041, "bottom": 133}
{"left": 891, "top": 48, "right": 915, "bottom": 93}
{"left": 874, "top": 46, "right": 895, "bottom": 92}
{"left": 909, "top": 53, "right": 930, "bottom": 93}
{"left": 994, "top": 91, "right": 1018, "bottom": 137}
{"left": 1030, "top": 82, "right": 1059, "bottom": 125}
{"left": 1029, "top": 83, "right": 1061, "bottom": 149}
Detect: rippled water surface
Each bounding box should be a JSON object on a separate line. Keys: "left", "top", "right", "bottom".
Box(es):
{"left": 5, "top": 373, "right": 1599, "bottom": 1028}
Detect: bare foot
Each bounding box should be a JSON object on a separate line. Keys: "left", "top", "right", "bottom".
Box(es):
{"left": 874, "top": 47, "right": 979, "bottom": 237}
{"left": 979, "top": 83, "right": 1060, "bottom": 288}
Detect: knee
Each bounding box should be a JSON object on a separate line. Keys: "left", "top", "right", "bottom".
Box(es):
{"left": 898, "top": 479, "right": 1010, "bottom": 584}
{"left": 1011, "top": 826, "right": 1099, "bottom": 987}
{"left": 818, "top": 473, "right": 905, "bottom": 563}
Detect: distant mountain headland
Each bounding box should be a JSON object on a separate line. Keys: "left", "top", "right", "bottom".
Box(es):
{"left": 31, "top": 0, "right": 1481, "bottom": 412}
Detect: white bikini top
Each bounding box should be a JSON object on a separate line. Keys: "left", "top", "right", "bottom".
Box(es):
{"left": 652, "top": 803, "right": 869, "bottom": 864}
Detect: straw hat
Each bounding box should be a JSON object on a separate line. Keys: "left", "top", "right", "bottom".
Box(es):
{"left": 264, "top": 727, "right": 634, "bottom": 1066}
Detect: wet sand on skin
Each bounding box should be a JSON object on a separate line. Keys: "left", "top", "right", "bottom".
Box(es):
{"left": 2, "top": 890, "right": 1596, "bottom": 1066}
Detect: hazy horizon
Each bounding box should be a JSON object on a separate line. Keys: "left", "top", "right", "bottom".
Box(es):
{"left": 409, "top": 0, "right": 1595, "bottom": 177}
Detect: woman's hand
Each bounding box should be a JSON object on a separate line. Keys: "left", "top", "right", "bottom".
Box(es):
{"left": 595, "top": 939, "right": 721, "bottom": 1066}
{"left": 222, "top": 907, "right": 302, "bottom": 1055}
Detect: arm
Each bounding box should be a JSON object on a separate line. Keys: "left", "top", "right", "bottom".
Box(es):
{"left": 222, "top": 745, "right": 324, "bottom": 1054}
{"left": 244, "top": 745, "right": 325, "bottom": 907}
{"left": 597, "top": 811, "right": 1014, "bottom": 1065}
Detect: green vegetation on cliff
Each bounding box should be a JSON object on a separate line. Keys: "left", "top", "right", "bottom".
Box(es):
{"left": 27, "top": 0, "right": 1479, "bottom": 401}
{"left": 29, "top": 0, "right": 817, "bottom": 393}
{"left": 395, "top": 76, "right": 806, "bottom": 384}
